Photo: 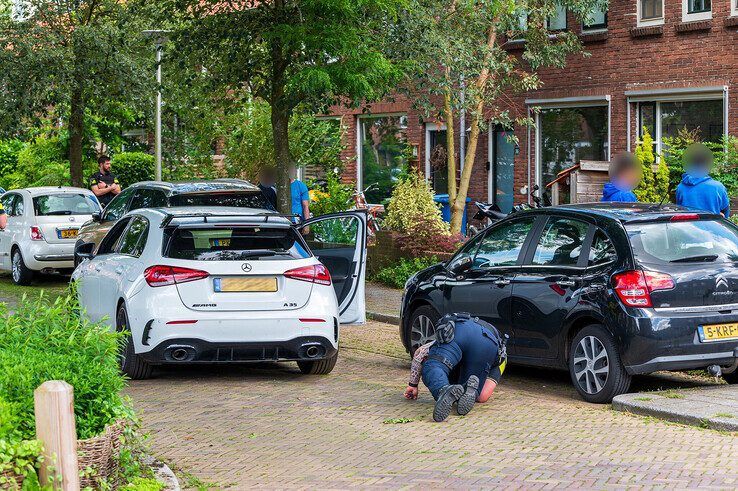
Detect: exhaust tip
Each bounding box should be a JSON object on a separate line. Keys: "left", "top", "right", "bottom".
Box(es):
{"left": 306, "top": 346, "right": 320, "bottom": 358}
{"left": 165, "top": 345, "right": 197, "bottom": 362}
{"left": 171, "top": 349, "right": 188, "bottom": 361}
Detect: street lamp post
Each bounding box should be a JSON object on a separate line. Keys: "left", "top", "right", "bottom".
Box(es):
{"left": 143, "top": 30, "right": 170, "bottom": 182}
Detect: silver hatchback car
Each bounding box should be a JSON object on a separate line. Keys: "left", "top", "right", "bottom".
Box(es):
{"left": 0, "top": 187, "right": 101, "bottom": 285}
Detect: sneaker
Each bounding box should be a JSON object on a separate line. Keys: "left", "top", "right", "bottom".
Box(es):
{"left": 457, "top": 375, "right": 479, "bottom": 416}
{"left": 433, "top": 384, "right": 464, "bottom": 422}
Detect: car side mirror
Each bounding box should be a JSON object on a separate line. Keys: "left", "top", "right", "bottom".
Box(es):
{"left": 91, "top": 212, "right": 102, "bottom": 222}
{"left": 448, "top": 255, "right": 473, "bottom": 275}
{"left": 75, "top": 242, "right": 95, "bottom": 262}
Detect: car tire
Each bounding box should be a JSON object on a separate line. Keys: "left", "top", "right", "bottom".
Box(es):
{"left": 11, "top": 248, "right": 34, "bottom": 286}
{"left": 116, "top": 304, "right": 153, "bottom": 380}
{"left": 297, "top": 352, "right": 338, "bottom": 375}
{"left": 407, "top": 305, "right": 440, "bottom": 356}
{"left": 569, "top": 324, "right": 631, "bottom": 404}
{"left": 723, "top": 370, "right": 738, "bottom": 384}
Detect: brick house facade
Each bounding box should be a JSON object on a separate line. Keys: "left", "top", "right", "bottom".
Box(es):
{"left": 326, "top": 0, "right": 738, "bottom": 212}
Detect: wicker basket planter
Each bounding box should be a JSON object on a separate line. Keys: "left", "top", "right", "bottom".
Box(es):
{"left": 77, "top": 419, "right": 127, "bottom": 488}
{"left": 0, "top": 470, "right": 24, "bottom": 490}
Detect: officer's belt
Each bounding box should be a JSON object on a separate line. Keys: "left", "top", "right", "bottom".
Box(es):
{"left": 427, "top": 354, "right": 455, "bottom": 371}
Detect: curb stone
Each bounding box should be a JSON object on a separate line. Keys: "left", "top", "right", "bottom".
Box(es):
{"left": 142, "top": 455, "right": 180, "bottom": 491}
{"left": 367, "top": 311, "right": 400, "bottom": 325}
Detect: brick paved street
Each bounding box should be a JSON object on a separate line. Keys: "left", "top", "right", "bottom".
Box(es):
{"left": 126, "top": 321, "right": 738, "bottom": 490}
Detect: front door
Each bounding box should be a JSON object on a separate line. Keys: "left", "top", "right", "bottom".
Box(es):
{"left": 443, "top": 216, "right": 538, "bottom": 354}
{"left": 512, "top": 216, "right": 591, "bottom": 361}
{"left": 298, "top": 211, "right": 368, "bottom": 325}
{"left": 489, "top": 126, "right": 515, "bottom": 214}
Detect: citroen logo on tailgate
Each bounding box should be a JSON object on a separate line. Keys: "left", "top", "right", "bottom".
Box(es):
{"left": 241, "top": 263, "right": 252, "bottom": 273}
{"left": 716, "top": 274, "right": 729, "bottom": 290}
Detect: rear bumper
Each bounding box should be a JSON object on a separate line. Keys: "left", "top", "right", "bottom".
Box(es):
{"left": 139, "top": 336, "right": 338, "bottom": 364}
{"left": 626, "top": 348, "right": 738, "bottom": 375}
{"left": 25, "top": 242, "right": 75, "bottom": 270}
{"left": 34, "top": 253, "right": 74, "bottom": 262}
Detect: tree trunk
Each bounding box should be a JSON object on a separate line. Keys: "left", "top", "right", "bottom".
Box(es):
{"left": 449, "top": 21, "right": 498, "bottom": 235}
{"left": 69, "top": 85, "right": 85, "bottom": 187}
{"left": 443, "top": 85, "right": 457, "bottom": 203}
{"left": 272, "top": 105, "right": 292, "bottom": 214}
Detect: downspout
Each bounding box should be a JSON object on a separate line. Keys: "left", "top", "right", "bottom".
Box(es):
{"left": 626, "top": 97, "right": 631, "bottom": 152}
{"left": 724, "top": 85, "right": 730, "bottom": 154}
{"left": 459, "top": 77, "right": 466, "bottom": 172}
{"left": 527, "top": 106, "right": 531, "bottom": 206}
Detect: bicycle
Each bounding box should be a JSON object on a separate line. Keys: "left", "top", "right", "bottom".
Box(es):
{"left": 353, "top": 184, "right": 384, "bottom": 236}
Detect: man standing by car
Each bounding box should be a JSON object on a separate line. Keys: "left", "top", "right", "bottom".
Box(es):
{"left": 89, "top": 155, "right": 121, "bottom": 208}
{"left": 0, "top": 200, "right": 6, "bottom": 230}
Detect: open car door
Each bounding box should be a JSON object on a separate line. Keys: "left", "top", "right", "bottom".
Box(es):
{"left": 297, "top": 211, "right": 367, "bottom": 325}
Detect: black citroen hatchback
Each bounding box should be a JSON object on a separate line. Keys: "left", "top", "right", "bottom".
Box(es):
{"left": 400, "top": 203, "right": 738, "bottom": 403}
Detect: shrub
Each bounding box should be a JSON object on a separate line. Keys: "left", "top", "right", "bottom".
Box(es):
{"left": 10, "top": 137, "right": 70, "bottom": 189}
{"left": 0, "top": 291, "right": 130, "bottom": 441}
{"left": 309, "top": 172, "right": 354, "bottom": 216}
{"left": 372, "top": 257, "right": 441, "bottom": 289}
{"left": 0, "top": 140, "right": 24, "bottom": 190}
{"left": 0, "top": 437, "right": 44, "bottom": 488}
{"left": 384, "top": 171, "right": 448, "bottom": 235}
{"left": 397, "top": 214, "right": 463, "bottom": 257}
{"left": 634, "top": 128, "right": 669, "bottom": 203}
{"left": 112, "top": 152, "right": 155, "bottom": 188}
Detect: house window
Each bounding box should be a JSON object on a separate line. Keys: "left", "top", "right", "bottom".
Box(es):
{"left": 425, "top": 124, "right": 448, "bottom": 195}
{"left": 583, "top": 7, "right": 608, "bottom": 30}
{"left": 639, "top": 0, "right": 663, "bottom": 25}
{"left": 547, "top": 5, "right": 567, "bottom": 30}
{"left": 683, "top": 0, "right": 711, "bottom": 20}
{"left": 638, "top": 99, "right": 724, "bottom": 156}
{"left": 538, "top": 106, "right": 609, "bottom": 202}
{"left": 733, "top": 0, "right": 738, "bottom": 16}
{"left": 358, "top": 115, "right": 407, "bottom": 204}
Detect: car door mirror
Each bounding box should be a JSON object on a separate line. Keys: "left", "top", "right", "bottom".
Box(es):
{"left": 448, "top": 255, "right": 473, "bottom": 275}
{"left": 75, "top": 242, "right": 95, "bottom": 262}
{"left": 91, "top": 212, "right": 102, "bottom": 222}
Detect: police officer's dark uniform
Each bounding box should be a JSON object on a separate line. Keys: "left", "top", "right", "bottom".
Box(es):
{"left": 89, "top": 171, "right": 120, "bottom": 207}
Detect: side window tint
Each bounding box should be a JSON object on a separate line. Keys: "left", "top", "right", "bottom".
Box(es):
{"left": 13, "top": 195, "right": 24, "bottom": 216}
{"left": 532, "top": 218, "right": 589, "bottom": 267}
{"left": 103, "top": 188, "right": 134, "bottom": 221}
{"left": 98, "top": 218, "right": 131, "bottom": 254}
{"left": 1, "top": 195, "right": 16, "bottom": 216}
{"left": 588, "top": 229, "right": 617, "bottom": 267}
{"left": 130, "top": 189, "right": 167, "bottom": 210}
{"left": 473, "top": 217, "right": 536, "bottom": 269}
{"left": 302, "top": 216, "right": 358, "bottom": 250}
{"left": 116, "top": 217, "right": 149, "bottom": 257}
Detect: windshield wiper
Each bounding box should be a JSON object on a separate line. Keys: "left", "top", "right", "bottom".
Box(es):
{"left": 670, "top": 254, "right": 719, "bottom": 263}
{"left": 238, "top": 250, "right": 278, "bottom": 258}
{"left": 44, "top": 210, "right": 72, "bottom": 215}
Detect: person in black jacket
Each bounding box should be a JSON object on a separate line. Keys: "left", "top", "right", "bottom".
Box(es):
{"left": 258, "top": 167, "right": 278, "bottom": 210}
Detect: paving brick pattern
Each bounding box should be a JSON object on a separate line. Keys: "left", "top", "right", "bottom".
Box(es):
{"left": 127, "top": 321, "right": 738, "bottom": 489}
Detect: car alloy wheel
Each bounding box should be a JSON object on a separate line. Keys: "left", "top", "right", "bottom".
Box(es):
{"left": 573, "top": 335, "right": 610, "bottom": 394}
{"left": 11, "top": 252, "right": 20, "bottom": 283}
{"left": 410, "top": 314, "right": 436, "bottom": 352}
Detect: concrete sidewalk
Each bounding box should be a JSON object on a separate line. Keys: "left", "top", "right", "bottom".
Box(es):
{"left": 613, "top": 385, "right": 738, "bottom": 431}
{"left": 365, "top": 282, "right": 402, "bottom": 324}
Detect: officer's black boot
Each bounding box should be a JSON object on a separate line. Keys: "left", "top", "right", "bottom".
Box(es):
{"left": 457, "top": 375, "right": 479, "bottom": 416}
{"left": 433, "top": 384, "right": 464, "bottom": 422}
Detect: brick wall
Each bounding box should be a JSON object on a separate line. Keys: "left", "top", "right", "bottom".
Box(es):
{"left": 329, "top": 0, "right": 738, "bottom": 208}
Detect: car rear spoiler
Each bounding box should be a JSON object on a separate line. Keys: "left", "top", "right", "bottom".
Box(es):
{"left": 159, "top": 212, "right": 303, "bottom": 228}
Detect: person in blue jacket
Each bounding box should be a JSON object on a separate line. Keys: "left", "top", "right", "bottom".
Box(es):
{"left": 676, "top": 143, "right": 730, "bottom": 217}
{"left": 601, "top": 152, "right": 641, "bottom": 203}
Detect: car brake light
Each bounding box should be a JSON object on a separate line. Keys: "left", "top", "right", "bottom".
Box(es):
{"left": 30, "top": 226, "right": 44, "bottom": 241}
{"left": 612, "top": 270, "right": 674, "bottom": 308}
{"left": 144, "top": 265, "right": 209, "bottom": 287}
{"left": 670, "top": 213, "right": 700, "bottom": 222}
{"left": 283, "top": 264, "right": 331, "bottom": 286}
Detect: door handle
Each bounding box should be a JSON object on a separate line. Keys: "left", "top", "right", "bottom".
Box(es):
{"left": 556, "top": 279, "right": 576, "bottom": 287}
{"left": 494, "top": 278, "right": 511, "bottom": 286}
{"left": 115, "top": 267, "right": 124, "bottom": 275}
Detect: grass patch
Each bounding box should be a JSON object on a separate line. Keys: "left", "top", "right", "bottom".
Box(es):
{"left": 383, "top": 417, "right": 416, "bottom": 424}
{"left": 661, "top": 391, "right": 685, "bottom": 399}
{"left": 634, "top": 397, "right": 653, "bottom": 402}
{"left": 713, "top": 413, "right": 735, "bottom": 419}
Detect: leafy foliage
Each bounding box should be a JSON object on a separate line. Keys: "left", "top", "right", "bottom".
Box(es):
{"left": 112, "top": 152, "right": 155, "bottom": 188}
{"left": 0, "top": 140, "right": 23, "bottom": 190}
{"left": 0, "top": 291, "right": 131, "bottom": 441}
{"left": 634, "top": 128, "right": 669, "bottom": 203}
{"left": 384, "top": 172, "right": 449, "bottom": 235}
{"left": 11, "top": 137, "right": 71, "bottom": 189}
{"left": 0, "top": 436, "right": 43, "bottom": 488}
{"left": 309, "top": 173, "right": 355, "bottom": 216}
{"left": 662, "top": 133, "right": 738, "bottom": 198}
{"left": 372, "top": 257, "right": 440, "bottom": 289}
{"left": 397, "top": 219, "right": 464, "bottom": 257}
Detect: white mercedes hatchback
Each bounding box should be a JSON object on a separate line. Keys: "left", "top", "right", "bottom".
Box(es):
{"left": 72, "top": 207, "right": 367, "bottom": 379}
{"left": 0, "top": 187, "right": 101, "bottom": 285}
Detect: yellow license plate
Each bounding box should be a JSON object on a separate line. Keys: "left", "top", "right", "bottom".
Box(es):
{"left": 214, "top": 277, "right": 277, "bottom": 292}
{"left": 210, "top": 238, "right": 231, "bottom": 247}
{"left": 699, "top": 323, "right": 738, "bottom": 342}
{"left": 59, "top": 229, "right": 78, "bottom": 239}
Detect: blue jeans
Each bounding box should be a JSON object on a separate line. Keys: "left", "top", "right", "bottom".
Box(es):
{"left": 421, "top": 318, "right": 500, "bottom": 400}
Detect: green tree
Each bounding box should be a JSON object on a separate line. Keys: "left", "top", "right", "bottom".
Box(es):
{"left": 0, "top": 0, "right": 150, "bottom": 186}
{"left": 401, "top": 0, "right": 606, "bottom": 233}
{"left": 166, "top": 0, "right": 405, "bottom": 213}
{"left": 634, "top": 127, "right": 669, "bottom": 202}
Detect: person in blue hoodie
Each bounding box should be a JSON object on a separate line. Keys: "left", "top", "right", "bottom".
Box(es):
{"left": 676, "top": 143, "right": 730, "bottom": 217}
{"left": 601, "top": 152, "right": 641, "bottom": 203}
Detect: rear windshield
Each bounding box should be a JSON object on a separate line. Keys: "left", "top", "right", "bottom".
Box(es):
{"left": 626, "top": 219, "right": 738, "bottom": 264}
{"left": 33, "top": 193, "right": 100, "bottom": 216}
{"left": 163, "top": 226, "right": 310, "bottom": 261}
{"left": 169, "top": 192, "right": 272, "bottom": 210}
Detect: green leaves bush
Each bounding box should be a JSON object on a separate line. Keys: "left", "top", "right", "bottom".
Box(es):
{"left": 0, "top": 140, "right": 24, "bottom": 190}
{"left": 0, "top": 291, "right": 130, "bottom": 441}
{"left": 634, "top": 128, "right": 669, "bottom": 203}
{"left": 384, "top": 171, "right": 448, "bottom": 235}
{"left": 309, "top": 172, "right": 355, "bottom": 216}
{"left": 372, "top": 257, "right": 440, "bottom": 289}
{"left": 112, "top": 152, "right": 155, "bottom": 188}
{"left": 10, "top": 137, "right": 71, "bottom": 189}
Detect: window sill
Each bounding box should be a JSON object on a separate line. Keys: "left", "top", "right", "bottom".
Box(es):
{"left": 725, "top": 16, "right": 738, "bottom": 27}
{"left": 580, "top": 29, "right": 608, "bottom": 43}
{"left": 630, "top": 25, "right": 664, "bottom": 38}
{"left": 675, "top": 19, "right": 712, "bottom": 32}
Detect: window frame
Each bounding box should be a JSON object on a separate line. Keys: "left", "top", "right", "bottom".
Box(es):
{"left": 637, "top": 0, "right": 664, "bottom": 27}
{"left": 97, "top": 217, "right": 133, "bottom": 255}
{"left": 355, "top": 113, "right": 408, "bottom": 204}
{"left": 114, "top": 215, "right": 150, "bottom": 258}
{"left": 733, "top": 0, "right": 738, "bottom": 17}
{"left": 522, "top": 216, "right": 593, "bottom": 270}
{"left": 469, "top": 215, "right": 540, "bottom": 272}
{"left": 129, "top": 188, "right": 168, "bottom": 211}
{"left": 546, "top": 4, "right": 568, "bottom": 31}
{"left": 2, "top": 193, "right": 21, "bottom": 217}
{"left": 582, "top": 7, "right": 608, "bottom": 31}
{"left": 587, "top": 227, "right": 619, "bottom": 269}
{"left": 102, "top": 187, "right": 136, "bottom": 222}
{"left": 683, "top": 0, "right": 712, "bottom": 21}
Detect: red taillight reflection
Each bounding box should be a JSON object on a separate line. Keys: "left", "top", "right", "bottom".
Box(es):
{"left": 144, "top": 265, "right": 209, "bottom": 287}
{"left": 612, "top": 270, "right": 674, "bottom": 308}
{"left": 284, "top": 264, "right": 332, "bottom": 286}
{"left": 670, "top": 213, "right": 700, "bottom": 222}
{"left": 30, "top": 226, "right": 44, "bottom": 241}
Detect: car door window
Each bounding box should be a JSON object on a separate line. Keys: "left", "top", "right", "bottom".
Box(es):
{"left": 1, "top": 195, "right": 17, "bottom": 216}
{"left": 129, "top": 189, "right": 168, "bottom": 211}
{"left": 115, "top": 216, "right": 149, "bottom": 257}
{"left": 473, "top": 217, "right": 536, "bottom": 269}
{"left": 102, "top": 188, "right": 135, "bottom": 221}
{"left": 97, "top": 218, "right": 132, "bottom": 255}
{"left": 588, "top": 229, "right": 617, "bottom": 267}
{"left": 13, "top": 195, "right": 24, "bottom": 216}
{"left": 531, "top": 217, "right": 589, "bottom": 267}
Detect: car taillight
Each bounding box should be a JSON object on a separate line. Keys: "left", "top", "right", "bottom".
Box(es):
{"left": 144, "top": 265, "right": 209, "bottom": 287}
{"left": 30, "top": 226, "right": 44, "bottom": 241}
{"left": 283, "top": 264, "right": 331, "bottom": 286}
{"left": 612, "top": 270, "right": 674, "bottom": 308}
{"left": 670, "top": 213, "right": 700, "bottom": 222}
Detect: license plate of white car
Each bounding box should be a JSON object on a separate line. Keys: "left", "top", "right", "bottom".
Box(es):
{"left": 213, "top": 277, "right": 278, "bottom": 292}
{"left": 57, "top": 228, "right": 78, "bottom": 239}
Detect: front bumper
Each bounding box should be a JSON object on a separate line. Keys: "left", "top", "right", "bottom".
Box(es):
{"left": 139, "top": 336, "right": 338, "bottom": 364}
